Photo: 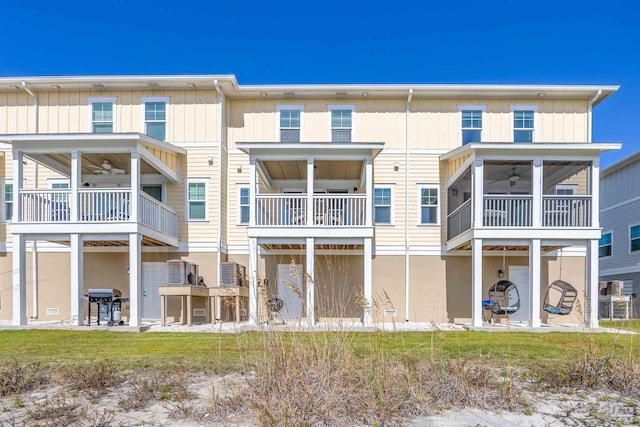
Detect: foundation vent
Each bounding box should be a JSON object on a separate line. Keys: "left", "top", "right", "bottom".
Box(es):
{"left": 46, "top": 308, "right": 60, "bottom": 316}
{"left": 383, "top": 309, "right": 397, "bottom": 317}
{"left": 193, "top": 308, "right": 206, "bottom": 317}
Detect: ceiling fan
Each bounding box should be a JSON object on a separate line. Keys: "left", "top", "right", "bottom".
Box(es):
{"left": 88, "top": 160, "right": 125, "bottom": 175}
{"left": 489, "top": 167, "right": 520, "bottom": 186}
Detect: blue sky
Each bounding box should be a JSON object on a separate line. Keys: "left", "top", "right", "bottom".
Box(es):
{"left": 1, "top": 0, "right": 637, "bottom": 166}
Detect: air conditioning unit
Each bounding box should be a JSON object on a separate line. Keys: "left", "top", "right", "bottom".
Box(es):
{"left": 220, "top": 261, "right": 246, "bottom": 286}
{"left": 166, "top": 260, "right": 199, "bottom": 285}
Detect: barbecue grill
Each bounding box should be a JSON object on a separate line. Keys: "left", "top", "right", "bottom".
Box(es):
{"left": 87, "top": 288, "right": 129, "bottom": 326}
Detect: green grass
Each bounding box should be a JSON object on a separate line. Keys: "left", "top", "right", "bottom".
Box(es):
{"left": 600, "top": 319, "right": 640, "bottom": 332}
{"left": 0, "top": 329, "right": 637, "bottom": 370}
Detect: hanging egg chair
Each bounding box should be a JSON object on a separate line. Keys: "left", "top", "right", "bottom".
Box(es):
{"left": 543, "top": 279, "right": 578, "bottom": 315}
{"left": 487, "top": 280, "right": 520, "bottom": 315}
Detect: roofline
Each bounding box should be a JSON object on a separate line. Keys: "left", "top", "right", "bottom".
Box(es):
{"left": 440, "top": 142, "right": 622, "bottom": 161}
{"left": 601, "top": 150, "right": 640, "bottom": 178}
{"left": 236, "top": 142, "right": 385, "bottom": 158}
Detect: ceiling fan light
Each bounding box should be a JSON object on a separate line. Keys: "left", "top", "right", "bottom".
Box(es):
{"left": 102, "top": 160, "right": 112, "bottom": 170}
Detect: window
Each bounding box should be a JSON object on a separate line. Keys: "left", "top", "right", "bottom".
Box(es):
{"left": 631, "top": 225, "right": 640, "bottom": 253}
{"left": 186, "top": 180, "right": 207, "bottom": 221}
{"left": 419, "top": 186, "right": 439, "bottom": 225}
{"left": 329, "top": 105, "right": 354, "bottom": 142}
{"left": 555, "top": 185, "right": 577, "bottom": 195}
{"left": 3, "top": 181, "right": 12, "bottom": 222}
{"left": 239, "top": 187, "right": 250, "bottom": 224}
{"left": 49, "top": 180, "right": 70, "bottom": 203}
{"left": 511, "top": 105, "right": 537, "bottom": 143}
{"left": 89, "top": 97, "right": 116, "bottom": 133}
{"left": 599, "top": 232, "right": 612, "bottom": 257}
{"left": 142, "top": 185, "right": 163, "bottom": 202}
{"left": 277, "top": 105, "right": 303, "bottom": 142}
{"left": 374, "top": 187, "right": 392, "bottom": 224}
{"left": 459, "top": 105, "right": 485, "bottom": 144}
{"left": 142, "top": 97, "right": 169, "bottom": 141}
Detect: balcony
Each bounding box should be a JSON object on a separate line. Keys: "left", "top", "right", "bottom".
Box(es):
{"left": 255, "top": 194, "right": 367, "bottom": 227}
{"left": 447, "top": 194, "right": 593, "bottom": 240}
{"left": 17, "top": 188, "right": 178, "bottom": 240}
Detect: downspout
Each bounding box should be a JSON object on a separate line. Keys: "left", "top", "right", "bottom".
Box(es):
{"left": 587, "top": 90, "right": 602, "bottom": 143}
{"left": 22, "top": 81, "right": 38, "bottom": 319}
{"left": 213, "top": 80, "right": 223, "bottom": 319}
{"left": 405, "top": 89, "right": 413, "bottom": 322}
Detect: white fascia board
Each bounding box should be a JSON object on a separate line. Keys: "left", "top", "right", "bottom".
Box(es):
{"left": 248, "top": 226, "right": 374, "bottom": 239}
{"left": 138, "top": 144, "right": 179, "bottom": 183}
{"left": 440, "top": 143, "right": 622, "bottom": 162}
{"left": 237, "top": 142, "right": 384, "bottom": 158}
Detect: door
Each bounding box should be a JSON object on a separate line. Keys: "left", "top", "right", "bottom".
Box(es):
{"left": 277, "top": 264, "right": 304, "bottom": 320}
{"left": 508, "top": 266, "right": 529, "bottom": 322}
{"left": 142, "top": 262, "right": 165, "bottom": 320}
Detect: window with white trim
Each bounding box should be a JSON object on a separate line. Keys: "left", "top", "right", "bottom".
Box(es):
{"left": 89, "top": 97, "right": 115, "bottom": 133}
{"left": 329, "top": 105, "right": 354, "bottom": 142}
{"left": 599, "top": 232, "right": 612, "bottom": 257}
{"left": 374, "top": 187, "right": 392, "bottom": 224}
{"left": 419, "top": 185, "right": 439, "bottom": 225}
{"left": 239, "top": 186, "right": 250, "bottom": 224}
{"left": 186, "top": 179, "right": 207, "bottom": 221}
{"left": 555, "top": 185, "right": 577, "bottom": 195}
{"left": 49, "top": 180, "right": 70, "bottom": 204}
{"left": 143, "top": 97, "right": 169, "bottom": 141}
{"left": 3, "top": 180, "right": 12, "bottom": 222}
{"left": 631, "top": 225, "right": 640, "bottom": 253}
{"left": 511, "top": 105, "right": 537, "bottom": 143}
{"left": 277, "top": 105, "right": 303, "bottom": 142}
{"left": 459, "top": 105, "right": 485, "bottom": 145}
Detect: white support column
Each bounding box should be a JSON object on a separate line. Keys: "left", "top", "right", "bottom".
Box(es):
{"left": 306, "top": 157, "right": 314, "bottom": 226}
{"left": 587, "top": 239, "right": 599, "bottom": 328}
{"left": 248, "top": 237, "right": 258, "bottom": 324}
{"left": 528, "top": 239, "right": 541, "bottom": 327}
{"left": 70, "top": 151, "right": 82, "bottom": 222}
{"left": 472, "top": 160, "right": 484, "bottom": 227}
{"left": 70, "top": 233, "right": 84, "bottom": 325}
{"left": 129, "top": 233, "right": 142, "bottom": 327}
{"left": 471, "top": 238, "right": 483, "bottom": 327}
{"left": 305, "top": 237, "right": 315, "bottom": 325}
{"left": 591, "top": 160, "right": 600, "bottom": 228}
{"left": 531, "top": 160, "right": 542, "bottom": 228}
{"left": 249, "top": 158, "right": 256, "bottom": 227}
{"left": 130, "top": 152, "right": 140, "bottom": 221}
{"left": 12, "top": 233, "right": 27, "bottom": 325}
{"left": 363, "top": 237, "right": 373, "bottom": 326}
{"left": 12, "top": 152, "right": 23, "bottom": 222}
{"left": 365, "top": 157, "right": 373, "bottom": 226}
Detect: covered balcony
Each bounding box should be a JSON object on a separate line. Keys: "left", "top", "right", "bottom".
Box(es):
{"left": 442, "top": 143, "right": 620, "bottom": 251}
{"left": 4, "top": 133, "right": 183, "bottom": 246}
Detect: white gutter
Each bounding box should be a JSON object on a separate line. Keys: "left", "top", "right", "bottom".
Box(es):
{"left": 405, "top": 89, "right": 413, "bottom": 321}
{"left": 214, "top": 80, "right": 223, "bottom": 319}
{"left": 22, "top": 81, "right": 39, "bottom": 319}
{"left": 587, "top": 90, "right": 602, "bottom": 143}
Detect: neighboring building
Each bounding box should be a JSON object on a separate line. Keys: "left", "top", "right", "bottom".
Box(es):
{"left": 599, "top": 151, "right": 640, "bottom": 316}
{"left": 0, "top": 76, "right": 620, "bottom": 328}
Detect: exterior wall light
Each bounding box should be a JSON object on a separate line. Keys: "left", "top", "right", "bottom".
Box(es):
{"left": 393, "top": 162, "right": 399, "bottom": 171}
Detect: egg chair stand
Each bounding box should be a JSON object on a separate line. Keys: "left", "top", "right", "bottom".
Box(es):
{"left": 543, "top": 249, "right": 578, "bottom": 316}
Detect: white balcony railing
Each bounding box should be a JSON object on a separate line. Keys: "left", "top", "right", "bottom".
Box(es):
{"left": 254, "top": 193, "right": 366, "bottom": 226}
{"left": 139, "top": 192, "right": 178, "bottom": 237}
{"left": 447, "top": 198, "right": 472, "bottom": 240}
{"left": 17, "top": 188, "right": 178, "bottom": 238}
{"left": 542, "top": 195, "right": 592, "bottom": 227}
{"left": 483, "top": 195, "right": 533, "bottom": 227}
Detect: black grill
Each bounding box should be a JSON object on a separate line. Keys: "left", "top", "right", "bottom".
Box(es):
{"left": 87, "top": 288, "right": 129, "bottom": 326}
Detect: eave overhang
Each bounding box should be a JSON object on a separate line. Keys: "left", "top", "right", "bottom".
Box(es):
{"left": 236, "top": 142, "right": 384, "bottom": 159}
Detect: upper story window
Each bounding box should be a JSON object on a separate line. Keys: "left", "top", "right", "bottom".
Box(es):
{"left": 599, "top": 232, "right": 612, "bottom": 257}
{"left": 511, "top": 105, "right": 538, "bottom": 143}
{"left": 89, "top": 97, "right": 116, "bottom": 133}
{"left": 239, "top": 186, "right": 250, "bottom": 224}
{"left": 374, "top": 186, "right": 392, "bottom": 224}
{"left": 631, "top": 225, "right": 640, "bottom": 253}
{"left": 3, "top": 180, "right": 12, "bottom": 222}
{"left": 142, "top": 96, "right": 169, "bottom": 141}
{"left": 186, "top": 179, "right": 207, "bottom": 221}
{"left": 419, "top": 185, "right": 439, "bottom": 225}
{"left": 329, "top": 105, "right": 355, "bottom": 142}
{"left": 277, "top": 105, "right": 303, "bottom": 142}
{"left": 459, "top": 105, "right": 485, "bottom": 145}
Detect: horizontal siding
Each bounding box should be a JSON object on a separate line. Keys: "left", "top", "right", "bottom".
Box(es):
{"left": 600, "top": 198, "right": 640, "bottom": 272}
{"left": 227, "top": 152, "right": 250, "bottom": 245}
{"left": 601, "top": 160, "right": 640, "bottom": 207}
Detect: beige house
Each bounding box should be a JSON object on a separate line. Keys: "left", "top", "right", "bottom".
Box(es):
{"left": 0, "top": 76, "right": 620, "bottom": 328}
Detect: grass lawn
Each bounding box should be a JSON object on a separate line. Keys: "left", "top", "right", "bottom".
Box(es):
{"left": 0, "top": 329, "right": 637, "bottom": 370}
{"left": 600, "top": 319, "right": 640, "bottom": 332}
